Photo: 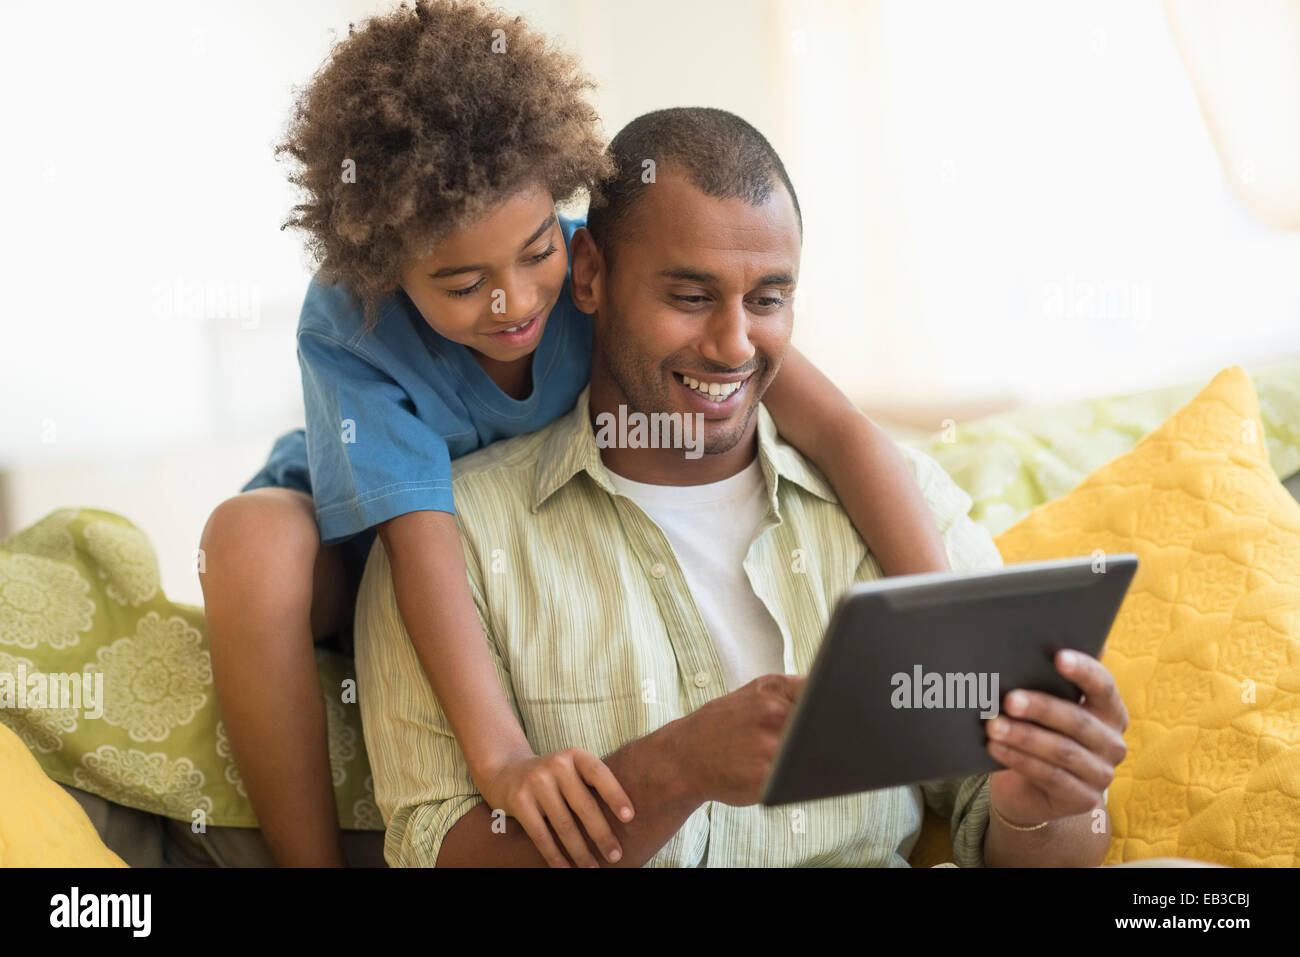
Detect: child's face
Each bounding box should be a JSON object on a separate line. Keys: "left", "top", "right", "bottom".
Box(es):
{"left": 399, "top": 183, "right": 567, "bottom": 363}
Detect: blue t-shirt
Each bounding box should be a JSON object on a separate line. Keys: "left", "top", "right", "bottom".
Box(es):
{"left": 243, "top": 214, "right": 592, "bottom": 549}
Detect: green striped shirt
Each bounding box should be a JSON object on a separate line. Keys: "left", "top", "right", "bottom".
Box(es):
{"left": 355, "top": 388, "right": 1001, "bottom": 867}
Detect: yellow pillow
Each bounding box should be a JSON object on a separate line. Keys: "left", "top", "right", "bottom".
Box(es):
{"left": 993, "top": 365, "right": 1300, "bottom": 866}
{"left": 0, "top": 721, "right": 126, "bottom": 867}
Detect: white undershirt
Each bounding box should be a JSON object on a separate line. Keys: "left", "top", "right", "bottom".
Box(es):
{"left": 605, "top": 458, "right": 787, "bottom": 692}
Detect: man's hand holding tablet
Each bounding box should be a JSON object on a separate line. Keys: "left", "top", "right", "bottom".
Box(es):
{"left": 983, "top": 646, "right": 1128, "bottom": 835}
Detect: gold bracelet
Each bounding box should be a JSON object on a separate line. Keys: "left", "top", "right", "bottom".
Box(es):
{"left": 991, "top": 803, "right": 1050, "bottom": 832}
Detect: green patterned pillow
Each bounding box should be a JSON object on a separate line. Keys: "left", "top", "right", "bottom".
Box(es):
{"left": 904, "top": 359, "right": 1300, "bottom": 536}
{"left": 0, "top": 508, "right": 381, "bottom": 831}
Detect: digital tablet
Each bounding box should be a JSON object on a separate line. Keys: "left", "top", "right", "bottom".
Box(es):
{"left": 760, "top": 553, "right": 1138, "bottom": 806}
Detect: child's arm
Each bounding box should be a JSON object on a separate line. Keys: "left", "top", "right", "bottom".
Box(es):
{"left": 377, "top": 510, "right": 634, "bottom": 868}
{"left": 763, "top": 347, "right": 951, "bottom": 575}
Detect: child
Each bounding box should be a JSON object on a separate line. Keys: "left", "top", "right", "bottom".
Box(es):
{"left": 199, "top": 0, "right": 951, "bottom": 868}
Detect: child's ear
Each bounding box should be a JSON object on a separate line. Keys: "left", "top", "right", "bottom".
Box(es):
{"left": 568, "top": 227, "right": 603, "bottom": 314}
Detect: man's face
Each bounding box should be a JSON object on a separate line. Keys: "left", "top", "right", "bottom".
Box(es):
{"left": 577, "top": 168, "right": 801, "bottom": 456}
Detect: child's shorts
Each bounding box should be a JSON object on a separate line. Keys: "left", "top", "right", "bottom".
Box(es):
{"left": 242, "top": 428, "right": 376, "bottom": 657}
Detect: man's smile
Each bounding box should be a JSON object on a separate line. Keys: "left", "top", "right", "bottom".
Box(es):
{"left": 672, "top": 370, "right": 754, "bottom": 415}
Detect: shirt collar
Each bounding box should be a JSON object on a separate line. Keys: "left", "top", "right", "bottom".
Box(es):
{"left": 532, "top": 386, "right": 840, "bottom": 514}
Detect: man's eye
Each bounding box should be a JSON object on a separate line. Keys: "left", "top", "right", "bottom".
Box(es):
{"left": 672, "top": 295, "right": 708, "bottom": 304}
{"left": 446, "top": 278, "right": 485, "bottom": 298}
{"left": 752, "top": 296, "right": 786, "bottom": 308}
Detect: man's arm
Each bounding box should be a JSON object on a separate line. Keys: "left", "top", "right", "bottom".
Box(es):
{"left": 436, "top": 718, "right": 702, "bottom": 867}
{"left": 981, "top": 650, "right": 1125, "bottom": 867}
{"left": 437, "top": 673, "right": 808, "bottom": 867}
{"left": 984, "top": 800, "right": 1109, "bottom": 868}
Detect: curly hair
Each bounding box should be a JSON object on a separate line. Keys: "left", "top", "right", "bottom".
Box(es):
{"left": 275, "top": 0, "right": 612, "bottom": 329}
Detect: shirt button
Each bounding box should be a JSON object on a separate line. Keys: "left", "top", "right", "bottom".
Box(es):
{"left": 650, "top": 562, "right": 667, "bottom": 579}
{"left": 694, "top": 672, "right": 711, "bottom": 688}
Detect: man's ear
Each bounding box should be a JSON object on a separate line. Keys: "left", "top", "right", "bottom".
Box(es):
{"left": 568, "top": 227, "right": 604, "bottom": 314}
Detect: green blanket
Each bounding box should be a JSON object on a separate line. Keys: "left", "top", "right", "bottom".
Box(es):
{"left": 2, "top": 360, "right": 1297, "bottom": 832}
{"left": 0, "top": 508, "right": 380, "bottom": 830}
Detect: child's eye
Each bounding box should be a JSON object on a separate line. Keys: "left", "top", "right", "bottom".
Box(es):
{"left": 446, "top": 278, "right": 485, "bottom": 298}
{"left": 527, "top": 243, "right": 558, "bottom": 264}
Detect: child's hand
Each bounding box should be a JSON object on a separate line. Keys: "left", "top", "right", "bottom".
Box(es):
{"left": 479, "top": 748, "right": 635, "bottom": 867}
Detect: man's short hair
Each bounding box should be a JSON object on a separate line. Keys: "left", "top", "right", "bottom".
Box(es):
{"left": 585, "top": 107, "right": 802, "bottom": 269}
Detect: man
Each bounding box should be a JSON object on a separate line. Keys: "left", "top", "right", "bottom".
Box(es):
{"left": 353, "top": 107, "right": 1128, "bottom": 867}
